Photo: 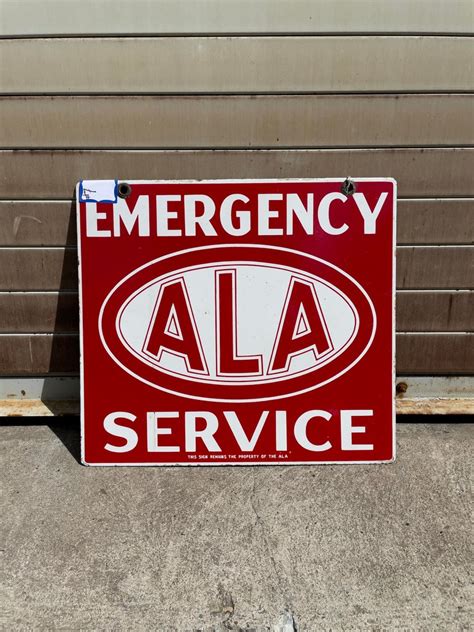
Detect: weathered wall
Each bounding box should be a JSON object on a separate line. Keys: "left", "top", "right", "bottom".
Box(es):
{"left": 0, "top": 0, "right": 472, "bottom": 404}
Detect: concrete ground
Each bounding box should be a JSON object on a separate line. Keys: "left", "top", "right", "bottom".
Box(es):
{"left": 0, "top": 421, "right": 472, "bottom": 631}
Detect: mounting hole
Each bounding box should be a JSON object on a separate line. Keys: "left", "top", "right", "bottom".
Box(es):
{"left": 341, "top": 178, "right": 356, "bottom": 197}
{"left": 117, "top": 182, "right": 132, "bottom": 199}
{"left": 396, "top": 382, "right": 408, "bottom": 395}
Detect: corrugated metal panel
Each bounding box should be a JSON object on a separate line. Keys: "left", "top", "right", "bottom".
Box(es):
{"left": 1, "top": 247, "right": 472, "bottom": 291}
{"left": 2, "top": 0, "right": 472, "bottom": 35}
{"left": 1, "top": 291, "right": 472, "bottom": 333}
{"left": 2, "top": 37, "right": 473, "bottom": 93}
{"left": 1, "top": 333, "right": 472, "bottom": 375}
{"left": 1, "top": 149, "right": 472, "bottom": 199}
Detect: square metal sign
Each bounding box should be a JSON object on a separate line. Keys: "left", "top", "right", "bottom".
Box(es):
{"left": 77, "top": 178, "right": 396, "bottom": 465}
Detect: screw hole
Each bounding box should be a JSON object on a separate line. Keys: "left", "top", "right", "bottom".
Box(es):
{"left": 341, "top": 178, "right": 356, "bottom": 197}
{"left": 117, "top": 182, "right": 132, "bottom": 199}
{"left": 396, "top": 382, "right": 408, "bottom": 395}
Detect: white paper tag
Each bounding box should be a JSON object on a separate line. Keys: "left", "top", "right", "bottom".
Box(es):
{"left": 79, "top": 180, "right": 117, "bottom": 203}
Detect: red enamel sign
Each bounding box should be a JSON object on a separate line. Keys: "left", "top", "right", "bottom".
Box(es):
{"left": 77, "top": 178, "right": 396, "bottom": 465}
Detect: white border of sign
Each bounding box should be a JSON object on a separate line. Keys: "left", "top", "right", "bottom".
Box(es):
{"left": 76, "top": 178, "right": 397, "bottom": 466}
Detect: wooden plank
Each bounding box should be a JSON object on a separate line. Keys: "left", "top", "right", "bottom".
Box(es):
{"left": 2, "top": 1, "right": 472, "bottom": 35}
{"left": 1, "top": 149, "right": 473, "bottom": 199}
{"left": 397, "top": 247, "right": 474, "bottom": 289}
{"left": 0, "top": 334, "right": 80, "bottom": 374}
{"left": 394, "top": 376, "right": 474, "bottom": 398}
{"left": 0, "top": 293, "right": 79, "bottom": 332}
{"left": 396, "top": 397, "right": 474, "bottom": 414}
{"left": 0, "top": 376, "right": 79, "bottom": 400}
{"left": 1, "top": 291, "right": 471, "bottom": 333}
{"left": 0, "top": 247, "right": 471, "bottom": 291}
{"left": 396, "top": 291, "right": 474, "bottom": 331}
{"left": 0, "top": 249, "right": 78, "bottom": 291}
{"left": 394, "top": 376, "right": 474, "bottom": 414}
{"left": 1, "top": 37, "right": 473, "bottom": 94}
{"left": 1, "top": 333, "right": 472, "bottom": 375}
{"left": 4, "top": 376, "right": 473, "bottom": 416}
{"left": 2, "top": 199, "right": 473, "bottom": 246}
{"left": 396, "top": 333, "right": 474, "bottom": 374}
{"left": 3, "top": 396, "right": 474, "bottom": 416}
{"left": 397, "top": 199, "right": 474, "bottom": 245}
{"left": 3, "top": 375, "right": 473, "bottom": 401}
{"left": 2, "top": 95, "right": 473, "bottom": 148}
{"left": 0, "top": 399, "right": 80, "bottom": 416}
{"left": 0, "top": 201, "right": 75, "bottom": 246}
{"left": 396, "top": 398, "right": 474, "bottom": 414}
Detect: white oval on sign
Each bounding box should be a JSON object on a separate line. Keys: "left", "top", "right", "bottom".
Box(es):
{"left": 116, "top": 262, "right": 358, "bottom": 386}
